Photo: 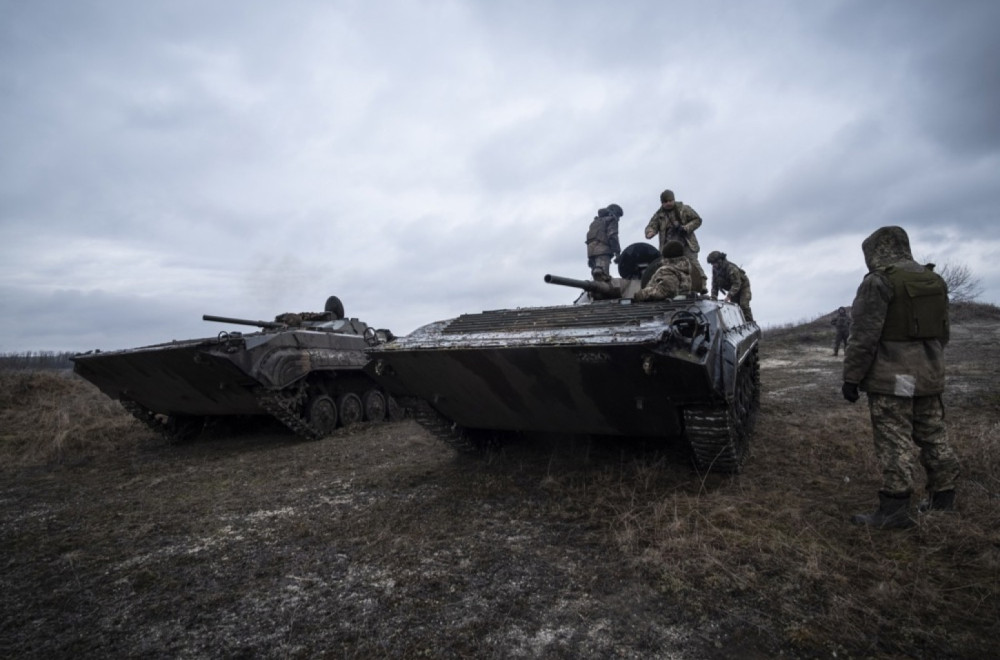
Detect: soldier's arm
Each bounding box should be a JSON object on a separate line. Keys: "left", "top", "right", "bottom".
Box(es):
{"left": 843, "top": 273, "right": 892, "bottom": 385}
{"left": 681, "top": 205, "right": 702, "bottom": 233}
{"left": 644, "top": 213, "right": 660, "bottom": 240}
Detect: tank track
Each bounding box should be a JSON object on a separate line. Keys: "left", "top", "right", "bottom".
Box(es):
{"left": 255, "top": 385, "right": 325, "bottom": 441}
{"left": 403, "top": 398, "right": 480, "bottom": 454}
{"left": 683, "top": 348, "right": 760, "bottom": 473}
{"left": 118, "top": 398, "right": 205, "bottom": 443}
{"left": 119, "top": 398, "right": 164, "bottom": 435}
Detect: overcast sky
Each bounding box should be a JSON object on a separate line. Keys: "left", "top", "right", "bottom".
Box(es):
{"left": 2, "top": 0, "right": 998, "bottom": 352}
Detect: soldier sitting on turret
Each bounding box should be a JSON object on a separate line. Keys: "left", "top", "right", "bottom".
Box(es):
{"left": 634, "top": 241, "right": 692, "bottom": 302}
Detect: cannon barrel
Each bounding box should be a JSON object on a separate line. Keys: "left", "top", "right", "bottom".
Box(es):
{"left": 544, "top": 274, "right": 619, "bottom": 296}
{"left": 202, "top": 314, "right": 283, "bottom": 329}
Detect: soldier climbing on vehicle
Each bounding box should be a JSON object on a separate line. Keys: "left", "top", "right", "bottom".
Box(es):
{"left": 707, "top": 251, "right": 754, "bottom": 322}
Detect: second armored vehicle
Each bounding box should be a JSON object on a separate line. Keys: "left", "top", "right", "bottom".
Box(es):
{"left": 366, "top": 244, "right": 761, "bottom": 473}
{"left": 72, "top": 296, "right": 400, "bottom": 441}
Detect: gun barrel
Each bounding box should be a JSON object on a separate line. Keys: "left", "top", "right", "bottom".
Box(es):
{"left": 544, "top": 274, "right": 598, "bottom": 292}
{"left": 544, "top": 274, "right": 619, "bottom": 296}
{"left": 202, "top": 314, "right": 282, "bottom": 329}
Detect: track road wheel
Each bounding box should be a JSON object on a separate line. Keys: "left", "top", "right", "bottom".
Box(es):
{"left": 305, "top": 394, "right": 338, "bottom": 437}
{"left": 362, "top": 390, "right": 387, "bottom": 422}
{"left": 337, "top": 392, "right": 363, "bottom": 427}
{"left": 387, "top": 396, "right": 405, "bottom": 421}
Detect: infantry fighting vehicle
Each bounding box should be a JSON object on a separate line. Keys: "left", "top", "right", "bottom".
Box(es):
{"left": 366, "top": 243, "right": 761, "bottom": 473}
{"left": 72, "top": 296, "right": 399, "bottom": 442}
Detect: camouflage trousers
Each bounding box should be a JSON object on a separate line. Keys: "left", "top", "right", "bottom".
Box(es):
{"left": 728, "top": 285, "right": 753, "bottom": 323}
{"left": 588, "top": 254, "right": 613, "bottom": 281}
{"left": 833, "top": 330, "right": 849, "bottom": 355}
{"left": 867, "top": 392, "right": 960, "bottom": 495}
{"left": 683, "top": 248, "right": 708, "bottom": 293}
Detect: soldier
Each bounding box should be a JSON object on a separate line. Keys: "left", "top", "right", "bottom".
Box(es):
{"left": 831, "top": 306, "right": 851, "bottom": 356}
{"left": 706, "top": 251, "right": 753, "bottom": 322}
{"left": 586, "top": 204, "right": 622, "bottom": 282}
{"left": 644, "top": 189, "right": 708, "bottom": 292}
{"left": 842, "top": 226, "right": 960, "bottom": 530}
{"left": 634, "top": 241, "right": 692, "bottom": 302}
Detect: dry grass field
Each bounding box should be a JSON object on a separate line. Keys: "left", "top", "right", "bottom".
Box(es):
{"left": 2, "top": 302, "right": 998, "bottom": 658}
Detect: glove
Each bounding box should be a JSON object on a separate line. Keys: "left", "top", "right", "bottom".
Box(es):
{"left": 842, "top": 382, "right": 860, "bottom": 403}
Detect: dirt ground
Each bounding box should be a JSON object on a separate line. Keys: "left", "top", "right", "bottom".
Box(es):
{"left": 2, "top": 304, "right": 999, "bottom": 658}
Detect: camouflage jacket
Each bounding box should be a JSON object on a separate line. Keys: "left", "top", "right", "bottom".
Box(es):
{"left": 586, "top": 216, "right": 621, "bottom": 258}
{"left": 633, "top": 256, "right": 692, "bottom": 301}
{"left": 644, "top": 202, "right": 701, "bottom": 254}
{"left": 843, "top": 227, "right": 948, "bottom": 396}
{"left": 710, "top": 260, "right": 748, "bottom": 299}
{"left": 831, "top": 311, "right": 851, "bottom": 333}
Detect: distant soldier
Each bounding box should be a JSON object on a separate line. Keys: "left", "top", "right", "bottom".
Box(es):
{"left": 707, "top": 251, "right": 753, "bottom": 322}
{"left": 586, "top": 204, "right": 622, "bottom": 282}
{"left": 842, "top": 226, "right": 959, "bottom": 529}
{"left": 634, "top": 241, "right": 692, "bottom": 302}
{"left": 644, "top": 189, "right": 708, "bottom": 292}
{"left": 831, "top": 306, "right": 851, "bottom": 356}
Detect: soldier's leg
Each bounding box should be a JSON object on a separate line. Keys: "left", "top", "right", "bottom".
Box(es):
{"left": 741, "top": 283, "right": 753, "bottom": 322}
{"left": 683, "top": 248, "right": 708, "bottom": 293}
{"left": 590, "top": 255, "right": 612, "bottom": 281}
{"left": 912, "top": 395, "right": 960, "bottom": 494}
{"left": 867, "top": 393, "right": 919, "bottom": 495}
{"left": 735, "top": 288, "right": 753, "bottom": 322}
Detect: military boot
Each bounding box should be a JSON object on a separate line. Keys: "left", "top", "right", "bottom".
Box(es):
{"left": 917, "top": 489, "right": 956, "bottom": 514}
{"left": 851, "top": 491, "right": 915, "bottom": 529}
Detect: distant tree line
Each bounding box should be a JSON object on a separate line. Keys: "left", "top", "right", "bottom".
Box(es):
{"left": 0, "top": 351, "right": 76, "bottom": 370}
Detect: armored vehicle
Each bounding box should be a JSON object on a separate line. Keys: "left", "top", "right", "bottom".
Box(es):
{"left": 72, "top": 296, "right": 399, "bottom": 442}
{"left": 366, "top": 244, "right": 761, "bottom": 473}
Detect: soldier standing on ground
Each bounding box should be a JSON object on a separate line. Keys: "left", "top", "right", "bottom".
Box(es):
{"left": 586, "top": 204, "right": 622, "bottom": 282}
{"left": 842, "top": 225, "right": 960, "bottom": 530}
{"left": 706, "top": 251, "right": 754, "bottom": 322}
{"left": 831, "top": 306, "right": 851, "bottom": 356}
{"left": 633, "top": 241, "right": 692, "bottom": 301}
{"left": 644, "top": 189, "right": 708, "bottom": 292}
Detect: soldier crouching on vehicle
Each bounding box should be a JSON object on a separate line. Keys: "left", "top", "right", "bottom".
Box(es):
{"left": 634, "top": 240, "right": 692, "bottom": 301}
{"left": 586, "top": 204, "right": 622, "bottom": 282}
{"left": 842, "top": 225, "right": 960, "bottom": 530}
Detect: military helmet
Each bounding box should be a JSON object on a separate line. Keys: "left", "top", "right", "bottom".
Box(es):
{"left": 662, "top": 240, "right": 684, "bottom": 259}
{"left": 660, "top": 189, "right": 675, "bottom": 203}
{"left": 606, "top": 203, "right": 623, "bottom": 217}
{"left": 706, "top": 250, "right": 726, "bottom": 264}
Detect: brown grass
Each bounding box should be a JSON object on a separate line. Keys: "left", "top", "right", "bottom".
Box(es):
{"left": 1, "top": 304, "right": 998, "bottom": 657}
{"left": 0, "top": 370, "right": 148, "bottom": 465}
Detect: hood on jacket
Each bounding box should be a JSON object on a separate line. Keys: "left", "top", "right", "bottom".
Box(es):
{"left": 862, "top": 226, "right": 913, "bottom": 272}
